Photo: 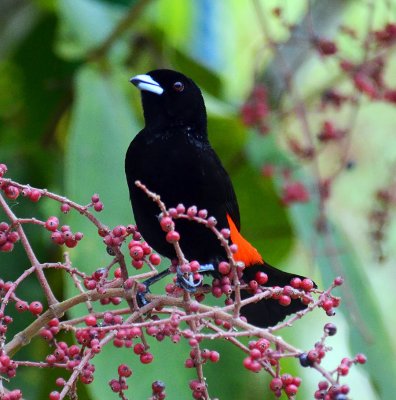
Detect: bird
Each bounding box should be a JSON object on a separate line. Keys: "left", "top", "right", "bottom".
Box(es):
{"left": 125, "top": 69, "right": 313, "bottom": 327}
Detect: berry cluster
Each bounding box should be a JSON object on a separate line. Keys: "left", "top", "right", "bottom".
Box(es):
{"left": 0, "top": 167, "right": 369, "bottom": 399}
{"left": 108, "top": 364, "right": 132, "bottom": 397}
{"left": 240, "top": 84, "right": 270, "bottom": 134}
{"left": 0, "top": 223, "right": 20, "bottom": 252}
{"left": 50, "top": 222, "right": 84, "bottom": 248}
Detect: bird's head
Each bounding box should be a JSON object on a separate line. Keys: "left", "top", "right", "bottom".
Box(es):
{"left": 130, "top": 69, "right": 207, "bottom": 132}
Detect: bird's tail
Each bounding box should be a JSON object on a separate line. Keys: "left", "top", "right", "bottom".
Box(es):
{"left": 239, "top": 262, "right": 314, "bottom": 328}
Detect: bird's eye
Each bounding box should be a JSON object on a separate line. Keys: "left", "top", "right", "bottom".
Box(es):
{"left": 173, "top": 81, "right": 184, "bottom": 92}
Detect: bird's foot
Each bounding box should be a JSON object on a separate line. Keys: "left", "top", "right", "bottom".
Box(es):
{"left": 136, "top": 286, "right": 151, "bottom": 307}
{"left": 176, "top": 263, "right": 215, "bottom": 292}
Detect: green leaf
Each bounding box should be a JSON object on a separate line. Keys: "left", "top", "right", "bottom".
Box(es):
{"left": 57, "top": 0, "right": 125, "bottom": 60}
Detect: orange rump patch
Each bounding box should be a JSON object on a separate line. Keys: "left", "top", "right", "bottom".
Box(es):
{"left": 226, "top": 214, "right": 263, "bottom": 267}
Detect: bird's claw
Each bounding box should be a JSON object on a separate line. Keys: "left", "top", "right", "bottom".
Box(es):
{"left": 136, "top": 288, "right": 151, "bottom": 307}
{"left": 176, "top": 269, "right": 203, "bottom": 292}
{"left": 176, "top": 263, "right": 215, "bottom": 292}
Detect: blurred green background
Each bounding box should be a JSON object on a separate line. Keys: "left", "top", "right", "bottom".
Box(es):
{"left": 1, "top": 0, "right": 396, "bottom": 399}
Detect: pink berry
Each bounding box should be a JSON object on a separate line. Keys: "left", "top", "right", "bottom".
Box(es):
{"left": 198, "top": 209, "right": 208, "bottom": 218}
{"left": 255, "top": 271, "right": 268, "bottom": 285}
{"left": 209, "top": 351, "right": 220, "bottom": 363}
{"left": 84, "top": 315, "right": 97, "bottom": 327}
{"left": 133, "top": 343, "right": 145, "bottom": 355}
{"left": 160, "top": 217, "right": 174, "bottom": 232}
{"left": 149, "top": 253, "right": 161, "bottom": 265}
{"left": 0, "top": 241, "right": 14, "bottom": 252}
{"left": 285, "top": 384, "right": 298, "bottom": 396}
{"left": 355, "top": 353, "right": 367, "bottom": 364}
{"left": 45, "top": 217, "right": 59, "bottom": 232}
{"left": 29, "top": 189, "right": 41, "bottom": 202}
{"left": 93, "top": 201, "right": 104, "bottom": 212}
{"left": 269, "top": 377, "right": 283, "bottom": 391}
{"left": 334, "top": 276, "right": 344, "bottom": 286}
{"left": 15, "top": 301, "right": 29, "bottom": 312}
{"left": 129, "top": 245, "right": 144, "bottom": 260}
{"left": 301, "top": 278, "right": 314, "bottom": 291}
{"left": 5, "top": 186, "right": 19, "bottom": 200}
{"left": 140, "top": 352, "right": 154, "bottom": 364}
{"left": 218, "top": 261, "right": 230, "bottom": 275}
{"left": 29, "top": 301, "right": 43, "bottom": 315}
{"left": 49, "top": 391, "right": 60, "bottom": 400}
{"left": 290, "top": 277, "right": 301, "bottom": 288}
{"left": 166, "top": 230, "right": 180, "bottom": 243}
{"left": 0, "top": 164, "right": 7, "bottom": 177}
{"left": 118, "top": 364, "right": 132, "bottom": 377}
{"left": 60, "top": 203, "right": 71, "bottom": 213}
{"left": 207, "top": 216, "right": 217, "bottom": 227}
{"left": 279, "top": 295, "right": 291, "bottom": 306}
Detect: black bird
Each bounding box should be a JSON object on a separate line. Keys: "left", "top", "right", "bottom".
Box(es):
{"left": 125, "top": 69, "right": 313, "bottom": 327}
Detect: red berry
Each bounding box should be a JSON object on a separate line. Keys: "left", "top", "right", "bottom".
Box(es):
{"left": 133, "top": 343, "right": 145, "bottom": 355}
{"left": 269, "top": 377, "right": 283, "bottom": 391}
{"left": 0, "top": 232, "right": 7, "bottom": 246}
{"left": 209, "top": 351, "right": 220, "bottom": 363}
{"left": 207, "top": 216, "right": 217, "bottom": 227}
{"left": 109, "top": 379, "right": 121, "bottom": 393}
{"left": 0, "top": 355, "right": 11, "bottom": 367}
{"left": 140, "top": 352, "right": 153, "bottom": 364}
{"left": 316, "top": 39, "right": 337, "bottom": 56}
{"left": 218, "top": 261, "right": 230, "bottom": 275}
{"left": 49, "top": 391, "right": 60, "bottom": 400}
{"left": 84, "top": 315, "right": 97, "bottom": 327}
{"left": 255, "top": 271, "right": 268, "bottom": 285}
{"left": 129, "top": 245, "right": 144, "bottom": 260}
{"left": 48, "top": 318, "right": 59, "bottom": 327}
{"left": 285, "top": 384, "right": 299, "bottom": 396}
{"left": 301, "top": 278, "right": 314, "bottom": 291}
{"left": 229, "top": 244, "right": 238, "bottom": 253}
{"left": 0, "top": 241, "right": 14, "bottom": 252}
{"left": 333, "top": 276, "right": 344, "bottom": 286}
{"left": 29, "top": 189, "right": 42, "bottom": 202}
{"left": 118, "top": 364, "right": 132, "bottom": 377}
{"left": 0, "top": 164, "right": 7, "bottom": 177}
{"left": 61, "top": 203, "right": 71, "bottom": 213}
{"left": 282, "top": 181, "right": 310, "bottom": 204}
{"left": 355, "top": 353, "right": 367, "bottom": 364}
{"left": 281, "top": 373, "right": 293, "bottom": 385}
{"left": 29, "top": 301, "right": 43, "bottom": 315}
{"left": 187, "top": 206, "right": 197, "bottom": 217}
{"left": 160, "top": 217, "right": 174, "bottom": 232}
{"left": 5, "top": 186, "right": 19, "bottom": 200}
{"left": 243, "top": 356, "right": 262, "bottom": 372}
{"left": 15, "top": 301, "right": 29, "bottom": 312}
{"left": 149, "top": 253, "right": 161, "bottom": 265}
{"left": 318, "top": 381, "right": 329, "bottom": 390}
{"left": 93, "top": 202, "right": 104, "bottom": 212}
{"left": 74, "top": 232, "right": 83, "bottom": 241}
{"left": 166, "top": 230, "right": 180, "bottom": 243}
{"left": 279, "top": 295, "right": 291, "bottom": 306}
{"left": 51, "top": 231, "right": 64, "bottom": 245}
{"left": 45, "top": 217, "right": 59, "bottom": 232}
{"left": 337, "top": 364, "right": 349, "bottom": 376}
